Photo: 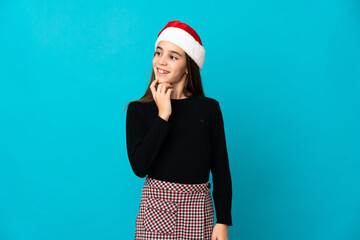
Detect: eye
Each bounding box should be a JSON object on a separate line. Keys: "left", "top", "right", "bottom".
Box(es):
{"left": 171, "top": 56, "right": 178, "bottom": 60}
{"left": 156, "top": 51, "right": 161, "bottom": 55}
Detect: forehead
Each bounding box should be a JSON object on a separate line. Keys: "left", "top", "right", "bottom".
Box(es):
{"left": 157, "top": 41, "right": 185, "bottom": 54}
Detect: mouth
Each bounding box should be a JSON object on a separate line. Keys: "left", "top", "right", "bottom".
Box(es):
{"left": 157, "top": 68, "right": 170, "bottom": 75}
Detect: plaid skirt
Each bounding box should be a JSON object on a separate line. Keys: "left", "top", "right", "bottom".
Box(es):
{"left": 134, "top": 176, "right": 214, "bottom": 240}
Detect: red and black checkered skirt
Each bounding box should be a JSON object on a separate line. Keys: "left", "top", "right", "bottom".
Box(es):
{"left": 134, "top": 176, "right": 214, "bottom": 239}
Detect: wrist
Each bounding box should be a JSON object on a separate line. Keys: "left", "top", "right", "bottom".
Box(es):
{"left": 216, "top": 223, "right": 228, "bottom": 227}
{"left": 158, "top": 114, "right": 170, "bottom": 122}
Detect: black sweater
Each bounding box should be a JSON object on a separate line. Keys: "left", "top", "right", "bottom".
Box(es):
{"left": 125, "top": 95, "right": 232, "bottom": 226}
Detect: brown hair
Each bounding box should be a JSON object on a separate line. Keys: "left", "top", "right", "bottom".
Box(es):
{"left": 122, "top": 53, "right": 206, "bottom": 114}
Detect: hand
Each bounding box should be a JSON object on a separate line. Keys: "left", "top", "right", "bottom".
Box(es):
{"left": 150, "top": 79, "right": 174, "bottom": 121}
{"left": 211, "top": 223, "right": 229, "bottom": 240}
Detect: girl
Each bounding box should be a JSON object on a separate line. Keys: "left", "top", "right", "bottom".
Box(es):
{"left": 125, "top": 20, "right": 232, "bottom": 240}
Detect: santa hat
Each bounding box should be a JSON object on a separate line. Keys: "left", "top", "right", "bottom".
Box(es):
{"left": 154, "top": 20, "right": 205, "bottom": 71}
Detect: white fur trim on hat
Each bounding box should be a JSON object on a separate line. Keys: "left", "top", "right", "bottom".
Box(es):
{"left": 155, "top": 27, "right": 205, "bottom": 71}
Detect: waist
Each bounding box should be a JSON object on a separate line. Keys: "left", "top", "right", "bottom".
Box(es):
{"left": 145, "top": 176, "right": 211, "bottom": 194}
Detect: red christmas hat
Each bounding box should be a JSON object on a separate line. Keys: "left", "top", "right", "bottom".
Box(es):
{"left": 154, "top": 20, "right": 205, "bottom": 71}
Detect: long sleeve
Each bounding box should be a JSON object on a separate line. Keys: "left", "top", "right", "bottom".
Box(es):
{"left": 210, "top": 101, "right": 233, "bottom": 226}
{"left": 126, "top": 102, "right": 172, "bottom": 178}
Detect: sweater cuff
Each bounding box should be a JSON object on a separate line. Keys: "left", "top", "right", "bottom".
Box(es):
{"left": 156, "top": 115, "right": 171, "bottom": 125}
{"left": 216, "top": 219, "right": 233, "bottom": 226}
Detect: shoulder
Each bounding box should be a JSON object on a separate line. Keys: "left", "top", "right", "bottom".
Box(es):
{"left": 192, "top": 96, "right": 222, "bottom": 121}
{"left": 127, "top": 101, "right": 140, "bottom": 112}
{"left": 127, "top": 101, "right": 146, "bottom": 116}
{"left": 196, "top": 96, "right": 221, "bottom": 111}
{"left": 128, "top": 100, "right": 154, "bottom": 110}
{"left": 127, "top": 100, "right": 157, "bottom": 120}
{"left": 195, "top": 96, "right": 219, "bottom": 105}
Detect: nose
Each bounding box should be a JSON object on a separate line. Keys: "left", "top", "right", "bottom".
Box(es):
{"left": 158, "top": 54, "right": 167, "bottom": 66}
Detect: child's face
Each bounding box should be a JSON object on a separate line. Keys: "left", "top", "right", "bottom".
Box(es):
{"left": 152, "top": 41, "right": 188, "bottom": 84}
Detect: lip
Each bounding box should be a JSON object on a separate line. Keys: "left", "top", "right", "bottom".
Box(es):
{"left": 157, "top": 68, "right": 170, "bottom": 76}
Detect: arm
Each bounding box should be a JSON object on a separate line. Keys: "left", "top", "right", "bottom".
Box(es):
{"left": 210, "top": 101, "right": 233, "bottom": 227}
{"left": 126, "top": 102, "right": 171, "bottom": 177}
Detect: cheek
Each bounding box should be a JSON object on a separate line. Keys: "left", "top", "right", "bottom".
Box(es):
{"left": 174, "top": 63, "right": 187, "bottom": 74}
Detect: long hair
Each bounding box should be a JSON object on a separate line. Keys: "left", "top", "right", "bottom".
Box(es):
{"left": 122, "top": 53, "right": 206, "bottom": 114}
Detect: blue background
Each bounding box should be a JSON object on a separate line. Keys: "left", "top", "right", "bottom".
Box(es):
{"left": 1, "top": 0, "right": 360, "bottom": 239}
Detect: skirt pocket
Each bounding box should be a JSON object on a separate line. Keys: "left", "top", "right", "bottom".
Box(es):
{"left": 144, "top": 197, "right": 178, "bottom": 234}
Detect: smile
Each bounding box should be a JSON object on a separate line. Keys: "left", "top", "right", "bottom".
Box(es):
{"left": 157, "top": 68, "right": 170, "bottom": 75}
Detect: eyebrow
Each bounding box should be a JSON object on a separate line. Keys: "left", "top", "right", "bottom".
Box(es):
{"left": 156, "top": 46, "right": 183, "bottom": 57}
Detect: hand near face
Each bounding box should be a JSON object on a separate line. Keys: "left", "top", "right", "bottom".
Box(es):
{"left": 150, "top": 79, "right": 173, "bottom": 121}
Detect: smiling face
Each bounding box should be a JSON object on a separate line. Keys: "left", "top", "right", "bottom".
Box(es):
{"left": 152, "top": 41, "right": 188, "bottom": 84}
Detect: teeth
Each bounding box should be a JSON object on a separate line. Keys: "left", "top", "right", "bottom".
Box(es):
{"left": 158, "top": 69, "right": 168, "bottom": 74}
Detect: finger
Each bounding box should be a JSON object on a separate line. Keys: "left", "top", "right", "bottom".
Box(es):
{"left": 162, "top": 83, "right": 172, "bottom": 91}
{"left": 156, "top": 82, "right": 164, "bottom": 95}
{"left": 159, "top": 82, "right": 171, "bottom": 87}
{"left": 158, "top": 83, "right": 164, "bottom": 95}
{"left": 163, "top": 84, "right": 169, "bottom": 95}
{"left": 164, "top": 82, "right": 172, "bottom": 88}
{"left": 150, "top": 79, "right": 158, "bottom": 89}
{"left": 166, "top": 88, "right": 173, "bottom": 97}
{"left": 150, "top": 79, "right": 158, "bottom": 96}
